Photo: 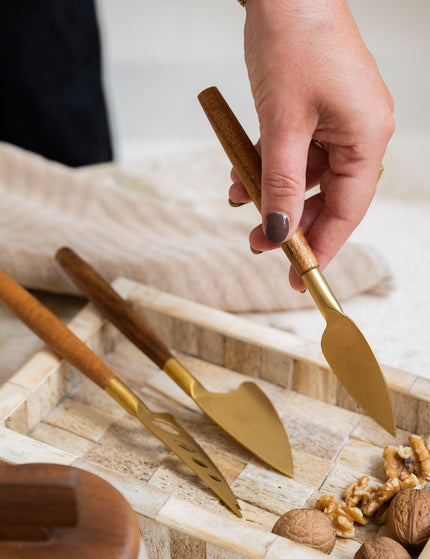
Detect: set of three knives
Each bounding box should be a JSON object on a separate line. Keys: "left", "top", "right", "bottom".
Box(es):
{"left": 0, "top": 87, "right": 396, "bottom": 517}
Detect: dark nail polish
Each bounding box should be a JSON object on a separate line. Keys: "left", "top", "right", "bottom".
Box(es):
{"left": 265, "top": 211, "right": 290, "bottom": 243}
{"left": 228, "top": 199, "right": 245, "bottom": 207}
{"left": 250, "top": 246, "right": 263, "bottom": 255}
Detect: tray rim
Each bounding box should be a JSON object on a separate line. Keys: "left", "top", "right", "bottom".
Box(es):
{"left": 122, "top": 278, "right": 430, "bottom": 437}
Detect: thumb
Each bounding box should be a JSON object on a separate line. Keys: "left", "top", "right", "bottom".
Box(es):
{"left": 259, "top": 120, "right": 311, "bottom": 244}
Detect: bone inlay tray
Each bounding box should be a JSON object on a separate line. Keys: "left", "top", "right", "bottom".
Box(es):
{"left": 1, "top": 279, "right": 429, "bottom": 558}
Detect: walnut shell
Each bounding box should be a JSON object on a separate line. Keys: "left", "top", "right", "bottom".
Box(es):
{"left": 354, "top": 536, "right": 411, "bottom": 558}
{"left": 272, "top": 508, "right": 336, "bottom": 554}
{"left": 387, "top": 488, "right": 430, "bottom": 548}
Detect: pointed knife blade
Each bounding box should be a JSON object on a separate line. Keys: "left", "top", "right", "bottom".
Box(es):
{"left": 56, "top": 247, "right": 294, "bottom": 477}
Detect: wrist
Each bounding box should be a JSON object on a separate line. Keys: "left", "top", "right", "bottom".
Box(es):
{"left": 243, "top": 0, "right": 349, "bottom": 16}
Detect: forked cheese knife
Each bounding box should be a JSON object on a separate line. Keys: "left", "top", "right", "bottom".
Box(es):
{"left": 0, "top": 268, "right": 241, "bottom": 517}
{"left": 55, "top": 247, "right": 294, "bottom": 478}
{"left": 198, "top": 86, "right": 396, "bottom": 437}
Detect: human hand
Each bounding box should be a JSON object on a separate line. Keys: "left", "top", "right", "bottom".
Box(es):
{"left": 230, "top": 0, "right": 394, "bottom": 290}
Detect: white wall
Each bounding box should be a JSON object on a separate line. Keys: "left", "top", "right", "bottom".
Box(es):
{"left": 96, "top": 0, "right": 430, "bottom": 174}
{"left": 96, "top": 0, "right": 253, "bottom": 159}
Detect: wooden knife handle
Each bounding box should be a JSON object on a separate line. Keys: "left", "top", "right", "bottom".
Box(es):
{"left": 198, "top": 86, "right": 319, "bottom": 277}
{"left": 56, "top": 247, "right": 173, "bottom": 369}
{"left": 0, "top": 269, "right": 115, "bottom": 389}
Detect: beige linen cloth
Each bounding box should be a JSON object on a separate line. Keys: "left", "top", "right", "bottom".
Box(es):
{"left": 0, "top": 142, "right": 391, "bottom": 313}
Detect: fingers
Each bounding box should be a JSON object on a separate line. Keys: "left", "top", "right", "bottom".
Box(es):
{"left": 259, "top": 120, "right": 313, "bottom": 244}
{"left": 229, "top": 128, "right": 318, "bottom": 245}
{"left": 304, "top": 152, "right": 382, "bottom": 270}
{"left": 229, "top": 175, "right": 250, "bottom": 207}
{"left": 233, "top": 142, "right": 388, "bottom": 293}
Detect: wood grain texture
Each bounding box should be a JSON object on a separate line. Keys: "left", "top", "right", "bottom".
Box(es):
{"left": 0, "top": 464, "right": 140, "bottom": 558}
{"left": 56, "top": 247, "right": 172, "bottom": 368}
{"left": 0, "top": 269, "right": 115, "bottom": 389}
{"left": 198, "top": 86, "right": 319, "bottom": 277}
{"left": 0, "top": 463, "right": 78, "bottom": 538}
{"left": 1, "top": 279, "right": 429, "bottom": 558}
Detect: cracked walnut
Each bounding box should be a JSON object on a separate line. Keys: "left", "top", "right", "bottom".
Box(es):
{"left": 315, "top": 435, "right": 430, "bottom": 538}
{"left": 384, "top": 434, "right": 430, "bottom": 484}
{"left": 315, "top": 494, "right": 367, "bottom": 538}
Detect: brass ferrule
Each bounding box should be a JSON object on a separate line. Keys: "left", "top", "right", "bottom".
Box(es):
{"left": 105, "top": 377, "right": 140, "bottom": 417}
{"left": 163, "top": 358, "right": 199, "bottom": 398}
{"left": 301, "top": 268, "right": 343, "bottom": 319}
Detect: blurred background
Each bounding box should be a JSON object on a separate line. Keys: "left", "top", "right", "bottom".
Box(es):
{"left": 96, "top": 0, "right": 430, "bottom": 188}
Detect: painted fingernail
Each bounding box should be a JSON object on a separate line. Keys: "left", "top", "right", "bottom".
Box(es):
{"left": 228, "top": 199, "right": 246, "bottom": 207}
{"left": 300, "top": 289, "right": 307, "bottom": 294}
{"left": 250, "top": 246, "right": 263, "bottom": 255}
{"left": 265, "top": 211, "right": 290, "bottom": 243}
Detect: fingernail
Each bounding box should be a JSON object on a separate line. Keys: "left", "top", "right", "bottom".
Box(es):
{"left": 250, "top": 246, "right": 263, "bottom": 255}
{"left": 300, "top": 289, "right": 307, "bottom": 294}
{"left": 228, "top": 199, "right": 246, "bottom": 207}
{"left": 265, "top": 211, "right": 290, "bottom": 243}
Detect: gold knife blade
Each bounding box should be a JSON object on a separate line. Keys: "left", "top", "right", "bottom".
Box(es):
{"left": 55, "top": 247, "right": 293, "bottom": 478}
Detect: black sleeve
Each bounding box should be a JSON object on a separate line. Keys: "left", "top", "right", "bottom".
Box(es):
{"left": 0, "top": 0, "right": 113, "bottom": 167}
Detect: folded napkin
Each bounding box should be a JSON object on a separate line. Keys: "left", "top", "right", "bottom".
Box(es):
{"left": 0, "top": 142, "right": 391, "bottom": 312}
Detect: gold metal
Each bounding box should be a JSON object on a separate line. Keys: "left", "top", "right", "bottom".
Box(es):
{"left": 312, "top": 139, "right": 328, "bottom": 152}
{"left": 164, "top": 358, "right": 294, "bottom": 477}
{"left": 301, "top": 268, "right": 343, "bottom": 318}
{"left": 55, "top": 244, "right": 293, "bottom": 484}
{"left": 163, "top": 358, "right": 200, "bottom": 398}
{"left": 105, "top": 377, "right": 140, "bottom": 416}
{"left": 105, "top": 378, "right": 242, "bottom": 517}
{"left": 302, "top": 268, "right": 397, "bottom": 436}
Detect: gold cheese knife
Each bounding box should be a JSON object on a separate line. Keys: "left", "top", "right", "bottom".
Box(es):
{"left": 198, "top": 86, "right": 396, "bottom": 437}
{"left": 0, "top": 268, "right": 241, "bottom": 517}
{"left": 55, "top": 247, "right": 294, "bottom": 478}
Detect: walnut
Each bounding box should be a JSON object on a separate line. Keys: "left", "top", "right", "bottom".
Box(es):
{"left": 315, "top": 434, "right": 430, "bottom": 544}
{"left": 410, "top": 435, "right": 430, "bottom": 483}
{"left": 315, "top": 494, "right": 366, "bottom": 538}
{"left": 272, "top": 508, "right": 336, "bottom": 554}
{"left": 370, "top": 502, "right": 389, "bottom": 525}
{"left": 345, "top": 475, "right": 375, "bottom": 508}
{"left": 384, "top": 446, "right": 414, "bottom": 479}
{"left": 387, "top": 488, "right": 430, "bottom": 549}
{"left": 354, "top": 536, "right": 412, "bottom": 558}
{"left": 384, "top": 435, "right": 430, "bottom": 484}
{"left": 361, "top": 474, "right": 420, "bottom": 516}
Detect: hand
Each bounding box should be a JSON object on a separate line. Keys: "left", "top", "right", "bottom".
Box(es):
{"left": 230, "top": 0, "right": 394, "bottom": 290}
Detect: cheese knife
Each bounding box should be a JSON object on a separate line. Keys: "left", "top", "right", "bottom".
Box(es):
{"left": 0, "top": 268, "right": 241, "bottom": 517}
{"left": 55, "top": 247, "right": 294, "bottom": 477}
{"left": 198, "top": 86, "right": 396, "bottom": 437}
